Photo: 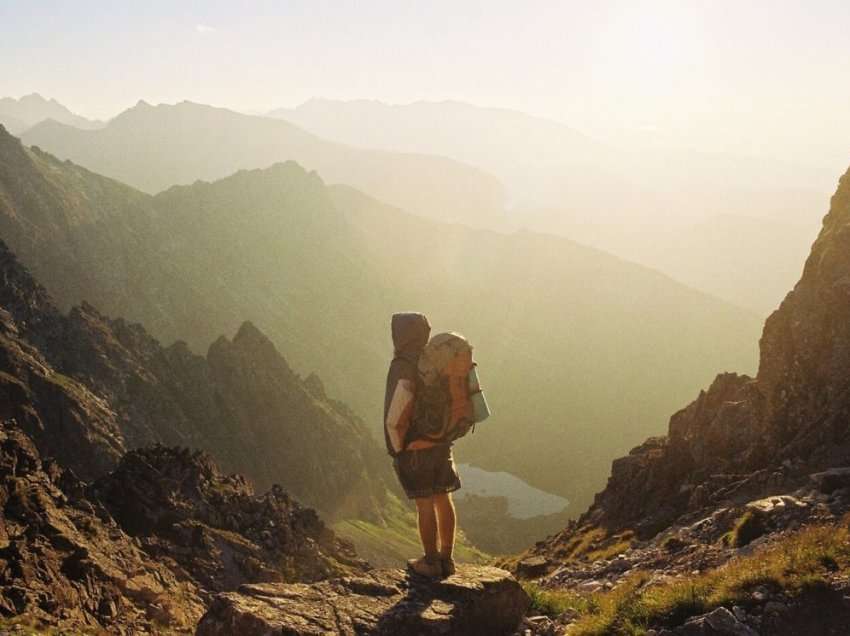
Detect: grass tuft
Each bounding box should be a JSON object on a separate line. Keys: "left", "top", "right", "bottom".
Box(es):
{"left": 523, "top": 581, "right": 599, "bottom": 617}
{"left": 722, "top": 510, "right": 766, "bottom": 548}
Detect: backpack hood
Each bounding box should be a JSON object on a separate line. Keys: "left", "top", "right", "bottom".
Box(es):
{"left": 391, "top": 312, "right": 431, "bottom": 357}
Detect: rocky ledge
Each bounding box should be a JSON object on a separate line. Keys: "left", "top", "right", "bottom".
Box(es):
{"left": 195, "top": 565, "right": 530, "bottom": 636}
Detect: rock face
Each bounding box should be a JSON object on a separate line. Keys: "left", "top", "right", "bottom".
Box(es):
{"left": 0, "top": 424, "right": 204, "bottom": 632}
{"left": 0, "top": 246, "right": 125, "bottom": 479}
{"left": 92, "top": 445, "right": 367, "bottom": 592}
{"left": 558, "top": 167, "right": 850, "bottom": 539}
{"left": 195, "top": 565, "right": 529, "bottom": 636}
{"left": 0, "top": 422, "right": 366, "bottom": 633}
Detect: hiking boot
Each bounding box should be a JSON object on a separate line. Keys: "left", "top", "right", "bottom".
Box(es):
{"left": 407, "top": 555, "right": 442, "bottom": 578}
{"left": 441, "top": 557, "right": 456, "bottom": 577}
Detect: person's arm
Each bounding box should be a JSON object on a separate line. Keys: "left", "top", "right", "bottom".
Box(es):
{"left": 385, "top": 378, "right": 416, "bottom": 454}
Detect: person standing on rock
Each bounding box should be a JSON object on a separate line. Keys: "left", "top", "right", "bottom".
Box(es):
{"left": 384, "top": 312, "right": 471, "bottom": 578}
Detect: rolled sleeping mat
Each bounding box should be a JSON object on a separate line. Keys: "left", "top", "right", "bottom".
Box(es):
{"left": 468, "top": 364, "right": 491, "bottom": 423}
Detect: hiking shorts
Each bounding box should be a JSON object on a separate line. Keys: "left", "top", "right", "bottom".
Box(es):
{"left": 393, "top": 444, "right": 461, "bottom": 500}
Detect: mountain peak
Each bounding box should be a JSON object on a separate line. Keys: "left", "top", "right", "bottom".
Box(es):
{"left": 233, "top": 319, "right": 268, "bottom": 345}
{"left": 0, "top": 94, "right": 101, "bottom": 131}
{"left": 19, "top": 92, "right": 48, "bottom": 104}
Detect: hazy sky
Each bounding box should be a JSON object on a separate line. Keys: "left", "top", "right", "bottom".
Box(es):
{"left": 2, "top": 0, "right": 850, "bottom": 162}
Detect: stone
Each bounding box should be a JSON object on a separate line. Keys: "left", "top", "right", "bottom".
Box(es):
{"left": 577, "top": 579, "right": 604, "bottom": 593}
{"left": 745, "top": 495, "right": 807, "bottom": 514}
{"left": 810, "top": 468, "right": 850, "bottom": 494}
{"left": 679, "top": 606, "right": 756, "bottom": 635}
{"left": 195, "top": 565, "right": 530, "bottom": 636}
{"left": 606, "top": 556, "right": 632, "bottom": 572}
{"left": 516, "top": 555, "right": 550, "bottom": 578}
{"left": 763, "top": 601, "right": 787, "bottom": 615}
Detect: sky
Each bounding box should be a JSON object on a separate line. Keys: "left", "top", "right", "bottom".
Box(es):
{"left": 2, "top": 0, "right": 850, "bottom": 165}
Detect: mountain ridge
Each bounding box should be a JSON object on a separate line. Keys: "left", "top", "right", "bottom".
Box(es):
{"left": 276, "top": 98, "right": 825, "bottom": 313}
{"left": 0, "top": 124, "right": 762, "bottom": 516}
{"left": 0, "top": 93, "right": 102, "bottom": 133}
{"left": 20, "top": 100, "right": 507, "bottom": 228}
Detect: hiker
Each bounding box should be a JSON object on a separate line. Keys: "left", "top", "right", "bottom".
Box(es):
{"left": 384, "top": 312, "right": 478, "bottom": 578}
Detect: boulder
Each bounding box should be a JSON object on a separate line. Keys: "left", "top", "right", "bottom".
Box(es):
{"left": 195, "top": 565, "right": 530, "bottom": 636}
{"left": 810, "top": 467, "right": 850, "bottom": 494}
{"left": 745, "top": 495, "right": 807, "bottom": 514}
{"left": 516, "top": 555, "right": 550, "bottom": 578}
{"left": 678, "top": 606, "right": 757, "bottom": 635}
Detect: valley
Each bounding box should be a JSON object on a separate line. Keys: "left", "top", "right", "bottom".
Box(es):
{"left": 3, "top": 3, "right": 850, "bottom": 633}
{"left": 0, "top": 124, "right": 760, "bottom": 519}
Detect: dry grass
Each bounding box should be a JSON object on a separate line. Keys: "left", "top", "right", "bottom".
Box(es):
{"left": 554, "top": 526, "right": 636, "bottom": 563}
{"left": 584, "top": 532, "right": 635, "bottom": 563}
{"left": 528, "top": 517, "right": 850, "bottom": 636}
{"left": 523, "top": 581, "right": 600, "bottom": 616}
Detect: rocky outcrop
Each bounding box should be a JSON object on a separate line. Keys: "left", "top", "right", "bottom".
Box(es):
{"left": 195, "top": 565, "right": 529, "bottom": 636}
{"left": 91, "top": 445, "right": 367, "bottom": 592}
{"left": 0, "top": 422, "right": 368, "bottom": 633}
{"left": 0, "top": 423, "right": 204, "bottom": 632}
{"left": 550, "top": 167, "right": 850, "bottom": 540}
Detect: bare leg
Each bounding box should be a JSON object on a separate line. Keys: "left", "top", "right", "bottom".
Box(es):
{"left": 433, "top": 492, "right": 456, "bottom": 560}
{"left": 414, "top": 496, "right": 439, "bottom": 557}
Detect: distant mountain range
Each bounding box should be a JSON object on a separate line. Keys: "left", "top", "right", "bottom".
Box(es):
{"left": 20, "top": 100, "right": 506, "bottom": 228}
{"left": 0, "top": 125, "right": 761, "bottom": 515}
{"left": 274, "top": 98, "right": 828, "bottom": 313}
{"left": 8, "top": 95, "right": 826, "bottom": 313}
{"left": 0, "top": 93, "right": 102, "bottom": 133}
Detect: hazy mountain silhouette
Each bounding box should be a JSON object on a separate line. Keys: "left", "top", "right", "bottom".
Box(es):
{"left": 616, "top": 213, "right": 815, "bottom": 314}
{"left": 275, "top": 98, "right": 825, "bottom": 313}
{"left": 20, "top": 100, "right": 506, "bottom": 227}
{"left": 0, "top": 125, "right": 761, "bottom": 514}
{"left": 0, "top": 93, "right": 102, "bottom": 133}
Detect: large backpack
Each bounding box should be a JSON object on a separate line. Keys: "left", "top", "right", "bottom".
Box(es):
{"left": 409, "top": 332, "right": 476, "bottom": 444}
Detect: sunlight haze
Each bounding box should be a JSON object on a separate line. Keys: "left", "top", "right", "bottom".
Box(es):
{"left": 4, "top": 3, "right": 850, "bottom": 630}
{"left": 2, "top": 0, "right": 849, "bottom": 168}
